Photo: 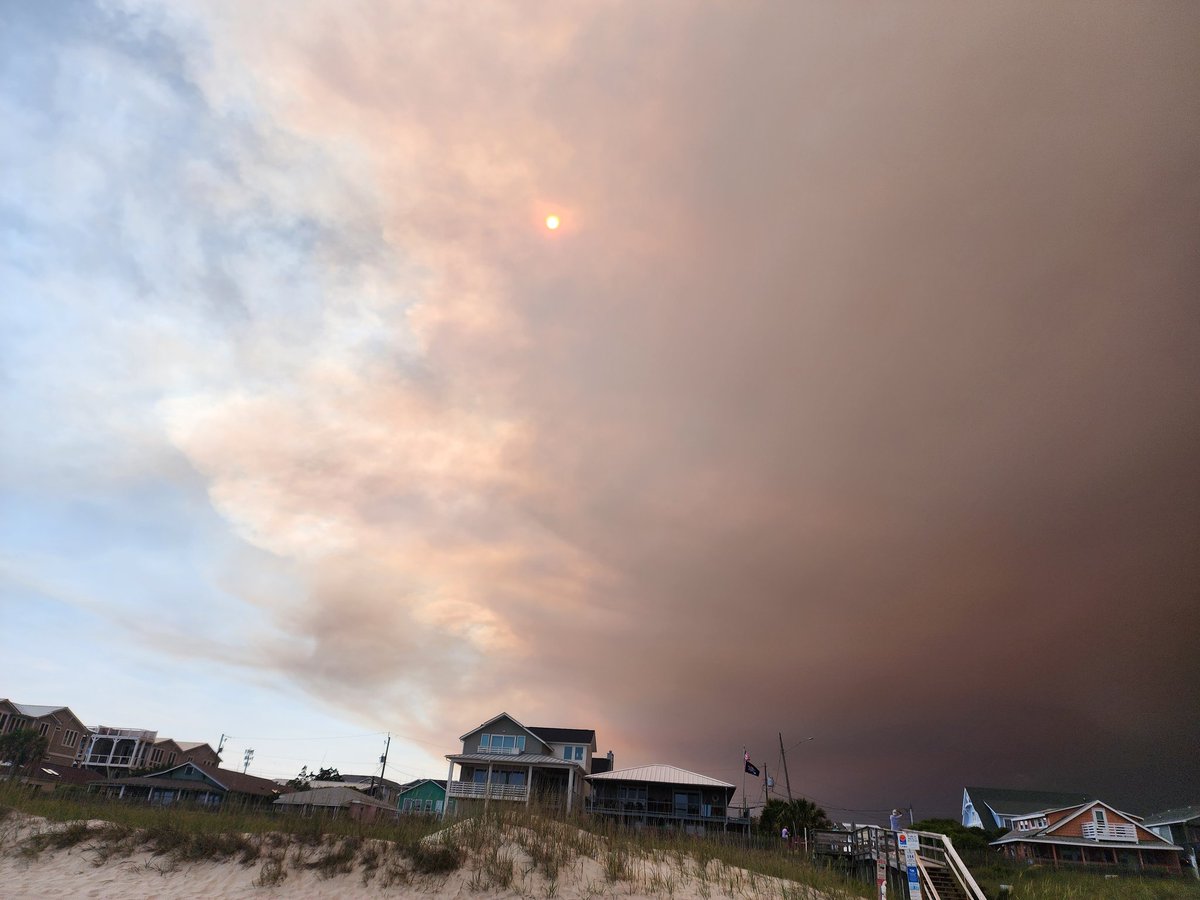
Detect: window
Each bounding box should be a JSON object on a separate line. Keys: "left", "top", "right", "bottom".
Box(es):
{"left": 38, "top": 722, "right": 50, "bottom": 737}
{"left": 435, "top": 800, "right": 444, "bottom": 813}
{"left": 63, "top": 730, "right": 79, "bottom": 748}
{"left": 424, "top": 799, "right": 434, "bottom": 812}
{"left": 562, "top": 745, "right": 586, "bottom": 761}
{"left": 0, "top": 714, "right": 8, "bottom": 733}
{"left": 479, "top": 734, "right": 525, "bottom": 753}
{"left": 575, "top": 747, "right": 584, "bottom": 761}
{"left": 168, "top": 753, "right": 176, "bottom": 766}
{"left": 1094, "top": 809, "right": 1107, "bottom": 826}
{"left": 402, "top": 799, "right": 413, "bottom": 811}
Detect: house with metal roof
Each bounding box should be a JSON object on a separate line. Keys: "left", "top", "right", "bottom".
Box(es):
{"left": 0, "top": 699, "right": 90, "bottom": 770}
{"left": 991, "top": 799, "right": 1183, "bottom": 874}
{"left": 1143, "top": 804, "right": 1200, "bottom": 876}
{"left": 586, "top": 764, "right": 746, "bottom": 834}
{"left": 274, "top": 785, "right": 397, "bottom": 822}
{"left": 442, "top": 712, "right": 603, "bottom": 816}
{"left": 961, "top": 786, "right": 1093, "bottom": 831}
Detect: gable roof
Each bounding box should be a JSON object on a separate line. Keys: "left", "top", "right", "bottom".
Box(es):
{"left": 1143, "top": 804, "right": 1200, "bottom": 828}
{"left": 11, "top": 703, "right": 67, "bottom": 718}
{"left": 528, "top": 727, "right": 596, "bottom": 747}
{"left": 102, "top": 764, "right": 225, "bottom": 792}
{"left": 1044, "top": 801, "right": 1152, "bottom": 838}
{"left": 192, "top": 763, "right": 291, "bottom": 797}
{"left": 965, "top": 787, "right": 1093, "bottom": 821}
{"left": 587, "top": 764, "right": 735, "bottom": 789}
{"left": 458, "top": 712, "right": 547, "bottom": 747}
{"left": 396, "top": 778, "right": 447, "bottom": 797}
{"left": 176, "top": 741, "right": 216, "bottom": 753}
{"left": 992, "top": 800, "right": 1177, "bottom": 850}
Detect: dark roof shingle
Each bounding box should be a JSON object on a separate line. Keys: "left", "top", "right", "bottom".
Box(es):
{"left": 528, "top": 726, "right": 595, "bottom": 744}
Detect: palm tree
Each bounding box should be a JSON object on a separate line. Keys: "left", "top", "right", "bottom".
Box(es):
{"left": 761, "top": 798, "right": 833, "bottom": 836}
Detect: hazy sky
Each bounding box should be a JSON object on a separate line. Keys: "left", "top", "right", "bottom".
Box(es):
{"left": 3, "top": 0, "right": 1198, "bottom": 821}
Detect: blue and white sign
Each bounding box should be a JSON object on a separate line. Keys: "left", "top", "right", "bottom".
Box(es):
{"left": 896, "top": 831, "right": 922, "bottom": 899}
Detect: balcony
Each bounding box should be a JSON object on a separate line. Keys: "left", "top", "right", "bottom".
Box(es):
{"left": 587, "top": 798, "right": 732, "bottom": 822}
{"left": 447, "top": 781, "right": 529, "bottom": 802}
{"left": 87, "top": 754, "right": 135, "bottom": 766}
{"left": 476, "top": 746, "right": 522, "bottom": 755}
{"left": 1081, "top": 822, "right": 1137, "bottom": 842}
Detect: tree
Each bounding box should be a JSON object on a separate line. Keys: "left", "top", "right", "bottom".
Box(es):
{"left": 910, "top": 818, "right": 994, "bottom": 853}
{"left": 286, "top": 765, "right": 343, "bottom": 790}
{"left": 760, "top": 798, "right": 833, "bottom": 835}
{"left": 0, "top": 729, "right": 50, "bottom": 781}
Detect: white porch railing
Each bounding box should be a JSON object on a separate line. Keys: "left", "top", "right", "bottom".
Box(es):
{"left": 1082, "top": 822, "right": 1137, "bottom": 842}
{"left": 447, "top": 781, "right": 529, "bottom": 801}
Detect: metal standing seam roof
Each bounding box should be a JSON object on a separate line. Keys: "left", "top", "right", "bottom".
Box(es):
{"left": 12, "top": 704, "right": 66, "bottom": 718}
{"left": 448, "top": 752, "right": 588, "bottom": 769}
{"left": 586, "top": 764, "right": 734, "bottom": 789}
{"left": 274, "top": 786, "right": 396, "bottom": 810}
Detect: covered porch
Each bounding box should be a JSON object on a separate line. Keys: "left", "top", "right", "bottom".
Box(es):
{"left": 1003, "top": 840, "right": 1183, "bottom": 874}
{"left": 444, "top": 752, "right": 586, "bottom": 816}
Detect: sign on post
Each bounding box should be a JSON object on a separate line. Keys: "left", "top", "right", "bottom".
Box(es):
{"left": 896, "top": 831, "right": 922, "bottom": 900}
{"left": 875, "top": 851, "right": 888, "bottom": 900}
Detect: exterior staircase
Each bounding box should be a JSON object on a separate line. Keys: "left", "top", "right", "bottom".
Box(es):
{"left": 919, "top": 858, "right": 972, "bottom": 900}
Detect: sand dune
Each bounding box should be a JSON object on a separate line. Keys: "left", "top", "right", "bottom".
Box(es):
{"left": 0, "top": 813, "right": 837, "bottom": 899}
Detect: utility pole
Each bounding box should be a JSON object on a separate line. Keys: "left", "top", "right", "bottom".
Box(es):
{"left": 217, "top": 734, "right": 226, "bottom": 760}
{"left": 370, "top": 734, "right": 391, "bottom": 798}
{"left": 778, "top": 733, "right": 794, "bottom": 802}
{"left": 243, "top": 748, "right": 254, "bottom": 773}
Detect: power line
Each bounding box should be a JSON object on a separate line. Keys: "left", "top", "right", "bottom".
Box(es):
{"left": 220, "top": 730, "right": 390, "bottom": 742}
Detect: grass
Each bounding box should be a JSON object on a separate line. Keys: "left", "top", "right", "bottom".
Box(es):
{"left": 4, "top": 783, "right": 1194, "bottom": 900}
{"left": 973, "top": 865, "right": 1200, "bottom": 900}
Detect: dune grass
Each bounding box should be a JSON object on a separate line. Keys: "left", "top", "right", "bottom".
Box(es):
{"left": 8, "top": 785, "right": 1194, "bottom": 899}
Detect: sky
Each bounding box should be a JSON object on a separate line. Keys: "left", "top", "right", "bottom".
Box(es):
{"left": 2, "top": 0, "right": 1198, "bottom": 823}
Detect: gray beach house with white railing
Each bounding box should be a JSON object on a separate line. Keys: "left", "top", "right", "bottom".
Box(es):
{"left": 442, "top": 712, "right": 601, "bottom": 816}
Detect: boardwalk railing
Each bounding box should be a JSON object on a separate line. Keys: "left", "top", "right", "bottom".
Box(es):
{"left": 810, "top": 824, "right": 986, "bottom": 900}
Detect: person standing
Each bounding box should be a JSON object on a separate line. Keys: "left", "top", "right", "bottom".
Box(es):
{"left": 889, "top": 809, "right": 904, "bottom": 831}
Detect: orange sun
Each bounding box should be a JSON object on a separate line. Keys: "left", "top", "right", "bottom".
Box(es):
{"left": 545, "top": 214, "right": 561, "bottom": 230}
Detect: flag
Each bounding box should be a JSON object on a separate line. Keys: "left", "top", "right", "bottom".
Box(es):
{"left": 745, "top": 760, "right": 760, "bottom": 777}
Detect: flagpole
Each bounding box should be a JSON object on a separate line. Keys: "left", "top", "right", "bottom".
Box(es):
{"left": 741, "top": 746, "right": 747, "bottom": 823}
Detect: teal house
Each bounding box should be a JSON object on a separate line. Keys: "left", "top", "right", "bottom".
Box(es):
{"left": 397, "top": 778, "right": 449, "bottom": 815}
